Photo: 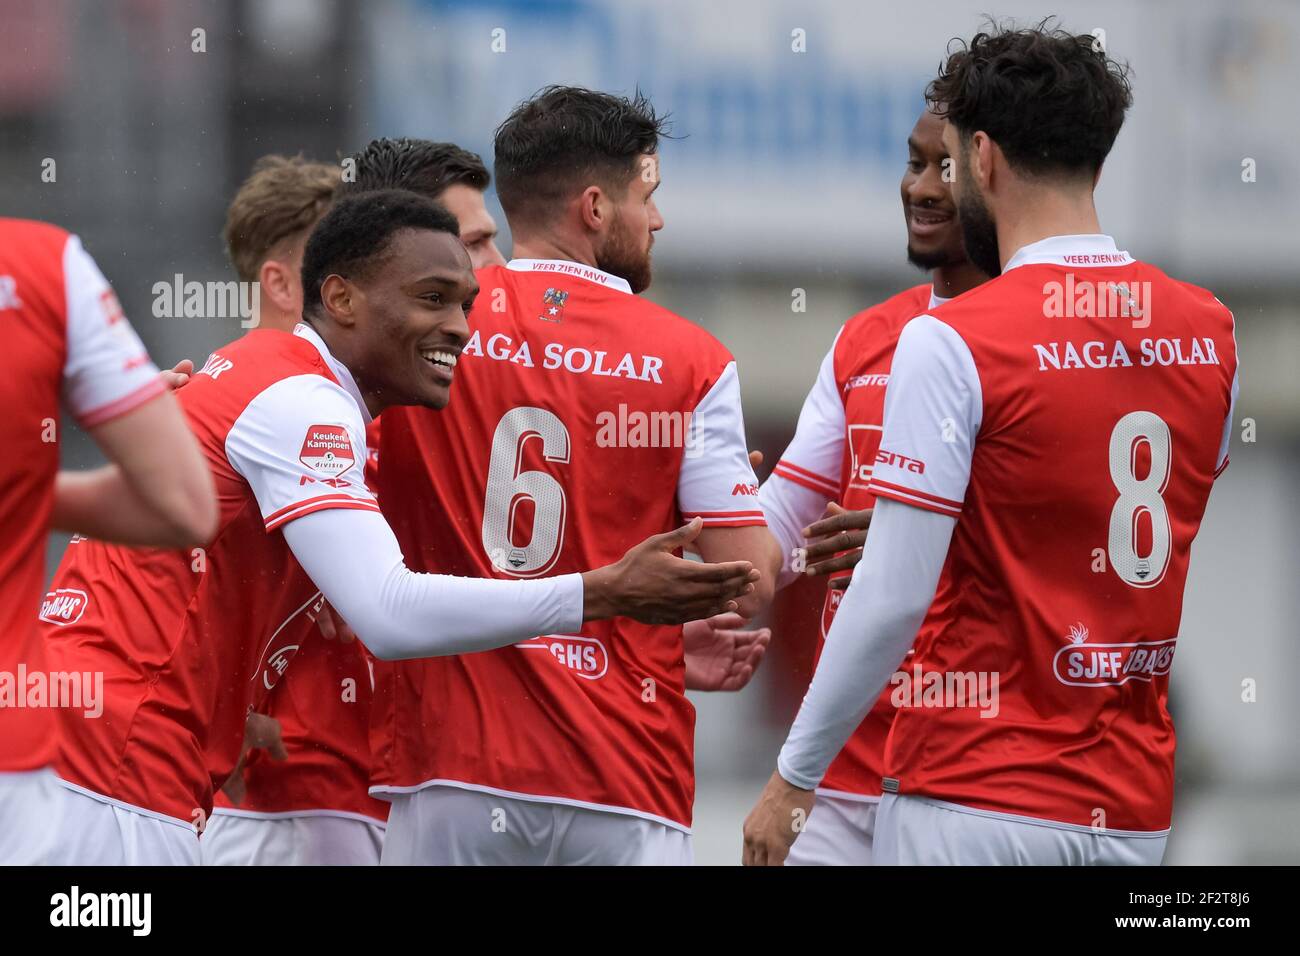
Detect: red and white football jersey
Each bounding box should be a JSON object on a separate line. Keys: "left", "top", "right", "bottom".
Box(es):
{"left": 870, "top": 236, "right": 1237, "bottom": 832}
{"left": 371, "top": 259, "right": 764, "bottom": 830}
{"left": 43, "top": 324, "right": 379, "bottom": 824}
{"left": 0, "top": 219, "right": 163, "bottom": 773}
{"left": 768, "top": 283, "right": 938, "bottom": 800}
{"left": 211, "top": 634, "right": 389, "bottom": 824}
{"left": 212, "top": 419, "right": 388, "bottom": 824}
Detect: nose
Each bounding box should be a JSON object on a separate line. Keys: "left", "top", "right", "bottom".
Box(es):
{"left": 483, "top": 239, "right": 507, "bottom": 268}
{"left": 910, "top": 161, "right": 948, "bottom": 206}
{"left": 648, "top": 199, "right": 664, "bottom": 233}
{"left": 443, "top": 302, "right": 471, "bottom": 347}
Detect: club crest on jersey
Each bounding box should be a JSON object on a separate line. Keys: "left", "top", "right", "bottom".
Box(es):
{"left": 1052, "top": 622, "right": 1177, "bottom": 687}
{"left": 39, "top": 588, "right": 89, "bottom": 627}
{"left": 299, "top": 424, "right": 355, "bottom": 476}
{"left": 539, "top": 287, "right": 568, "bottom": 323}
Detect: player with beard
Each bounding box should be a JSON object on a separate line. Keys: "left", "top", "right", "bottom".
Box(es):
{"left": 199, "top": 145, "right": 769, "bottom": 867}
{"left": 745, "top": 21, "right": 1238, "bottom": 865}
{"left": 370, "top": 88, "right": 784, "bottom": 865}
{"left": 40, "top": 190, "right": 758, "bottom": 864}
{"left": 758, "top": 104, "right": 987, "bottom": 865}
{"left": 339, "top": 136, "right": 771, "bottom": 695}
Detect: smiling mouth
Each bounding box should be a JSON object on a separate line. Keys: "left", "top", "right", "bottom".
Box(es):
{"left": 910, "top": 208, "right": 954, "bottom": 227}
{"left": 419, "top": 348, "right": 459, "bottom": 373}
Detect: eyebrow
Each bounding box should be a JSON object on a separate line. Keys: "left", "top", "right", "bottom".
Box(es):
{"left": 408, "top": 271, "right": 476, "bottom": 293}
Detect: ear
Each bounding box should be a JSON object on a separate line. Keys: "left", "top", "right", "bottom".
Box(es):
{"left": 971, "top": 131, "right": 996, "bottom": 191}
{"left": 319, "top": 274, "right": 358, "bottom": 328}
{"left": 578, "top": 185, "right": 607, "bottom": 233}
{"left": 258, "top": 259, "right": 297, "bottom": 314}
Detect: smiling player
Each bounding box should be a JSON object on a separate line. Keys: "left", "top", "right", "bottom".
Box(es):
{"left": 41, "top": 190, "right": 759, "bottom": 864}
{"left": 370, "top": 88, "right": 783, "bottom": 865}
{"left": 746, "top": 22, "right": 1238, "bottom": 866}
{"left": 758, "top": 104, "right": 987, "bottom": 865}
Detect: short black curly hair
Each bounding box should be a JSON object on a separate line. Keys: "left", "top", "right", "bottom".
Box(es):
{"left": 300, "top": 188, "right": 460, "bottom": 321}
{"left": 338, "top": 137, "right": 490, "bottom": 201}
{"left": 926, "top": 18, "right": 1133, "bottom": 177}
{"left": 493, "top": 85, "right": 670, "bottom": 226}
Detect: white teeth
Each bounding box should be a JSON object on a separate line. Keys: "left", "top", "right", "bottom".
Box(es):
{"left": 420, "top": 350, "right": 458, "bottom": 368}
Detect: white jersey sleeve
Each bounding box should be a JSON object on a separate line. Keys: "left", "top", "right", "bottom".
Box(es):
{"left": 283, "top": 508, "right": 585, "bottom": 661}
{"left": 1214, "top": 310, "right": 1239, "bottom": 477}
{"left": 865, "top": 315, "right": 981, "bottom": 517}
{"left": 761, "top": 333, "right": 846, "bottom": 587}
{"left": 770, "top": 330, "right": 845, "bottom": 498}
{"left": 677, "top": 361, "right": 765, "bottom": 527}
{"left": 62, "top": 235, "right": 165, "bottom": 426}
{"left": 225, "top": 374, "right": 381, "bottom": 532}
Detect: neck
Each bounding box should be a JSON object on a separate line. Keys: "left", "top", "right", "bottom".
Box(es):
{"left": 931, "top": 259, "right": 988, "bottom": 299}
{"left": 305, "top": 319, "right": 387, "bottom": 419}
{"left": 996, "top": 181, "right": 1102, "bottom": 270}
{"left": 249, "top": 293, "right": 300, "bottom": 334}
{"left": 512, "top": 233, "right": 598, "bottom": 269}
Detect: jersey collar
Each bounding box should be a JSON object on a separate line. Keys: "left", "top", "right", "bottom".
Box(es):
{"left": 507, "top": 258, "right": 633, "bottom": 294}
{"left": 1003, "top": 234, "right": 1133, "bottom": 272}
{"left": 293, "top": 322, "right": 373, "bottom": 424}
{"left": 928, "top": 289, "right": 950, "bottom": 310}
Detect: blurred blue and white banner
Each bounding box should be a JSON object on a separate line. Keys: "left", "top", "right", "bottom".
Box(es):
{"left": 364, "top": 0, "right": 1298, "bottom": 284}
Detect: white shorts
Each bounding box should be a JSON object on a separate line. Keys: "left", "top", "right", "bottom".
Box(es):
{"left": 874, "top": 793, "right": 1168, "bottom": 865}
{"left": 46, "top": 781, "right": 201, "bottom": 865}
{"left": 785, "top": 792, "right": 878, "bottom": 866}
{"left": 0, "top": 768, "right": 60, "bottom": 864}
{"left": 202, "top": 810, "right": 385, "bottom": 866}
{"left": 380, "top": 785, "right": 694, "bottom": 866}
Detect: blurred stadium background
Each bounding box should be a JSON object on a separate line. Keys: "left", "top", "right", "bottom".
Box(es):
{"left": 3, "top": 0, "right": 1296, "bottom": 864}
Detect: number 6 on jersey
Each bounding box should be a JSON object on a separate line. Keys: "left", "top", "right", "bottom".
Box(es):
{"left": 482, "top": 406, "right": 571, "bottom": 576}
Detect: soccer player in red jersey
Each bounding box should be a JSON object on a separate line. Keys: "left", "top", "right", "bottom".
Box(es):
{"left": 758, "top": 104, "right": 987, "bottom": 865}
{"left": 199, "top": 155, "right": 395, "bottom": 865}
{"left": 41, "top": 191, "right": 758, "bottom": 864}
{"left": 343, "top": 136, "right": 772, "bottom": 695}
{"left": 368, "top": 90, "right": 784, "bottom": 865}
{"left": 746, "top": 23, "right": 1238, "bottom": 865}
{"left": 0, "top": 218, "right": 216, "bottom": 863}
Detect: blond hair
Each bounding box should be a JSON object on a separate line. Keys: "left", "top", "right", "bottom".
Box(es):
{"left": 223, "top": 154, "right": 339, "bottom": 283}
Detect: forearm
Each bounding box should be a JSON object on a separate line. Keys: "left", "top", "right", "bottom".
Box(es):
{"left": 284, "top": 509, "right": 584, "bottom": 661}
{"left": 695, "top": 524, "right": 781, "bottom": 619}
{"left": 85, "top": 392, "right": 218, "bottom": 545}
{"left": 776, "top": 498, "right": 955, "bottom": 789}
{"left": 51, "top": 466, "right": 201, "bottom": 547}
{"left": 759, "top": 476, "right": 831, "bottom": 590}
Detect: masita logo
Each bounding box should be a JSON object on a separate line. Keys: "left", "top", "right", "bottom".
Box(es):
{"left": 40, "top": 588, "right": 88, "bottom": 626}
{"left": 1053, "top": 622, "right": 1177, "bottom": 687}
{"left": 299, "top": 424, "right": 355, "bottom": 475}
{"left": 50, "top": 886, "right": 151, "bottom": 936}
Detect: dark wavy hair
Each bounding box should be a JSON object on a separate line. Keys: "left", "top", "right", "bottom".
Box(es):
{"left": 339, "top": 137, "right": 490, "bottom": 201}
{"left": 301, "top": 189, "right": 459, "bottom": 320}
{"left": 926, "top": 18, "right": 1133, "bottom": 177}
{"left": 493, "top": 85, "right": 671, "bottom": 225}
